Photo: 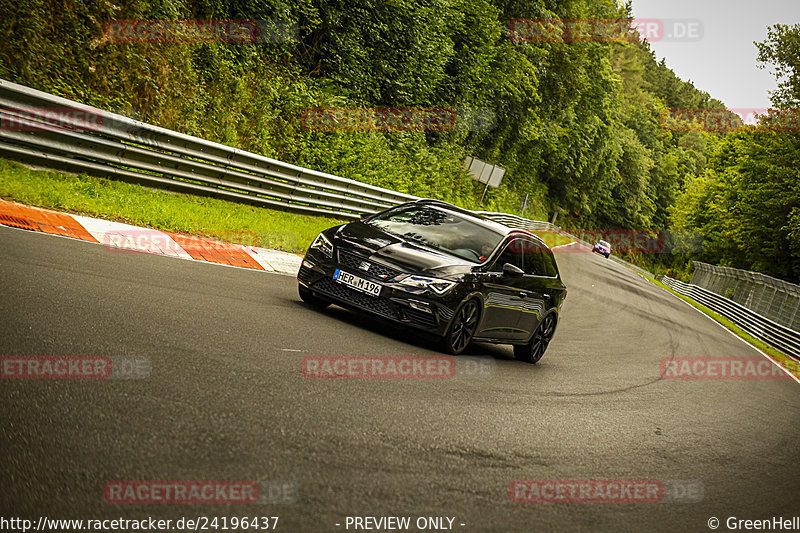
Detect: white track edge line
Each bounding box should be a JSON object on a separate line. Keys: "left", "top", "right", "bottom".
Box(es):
{"left": 639, "top": 272, "right": 800, "bottom": 384}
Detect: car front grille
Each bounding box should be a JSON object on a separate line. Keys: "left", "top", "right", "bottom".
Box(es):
{"left": 313, "top": 277, "right": 399, "bottom": 320}
{"left": 337, "top": 249, "right": 402, "bottom": 281}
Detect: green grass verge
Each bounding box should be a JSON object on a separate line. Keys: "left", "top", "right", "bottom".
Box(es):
{"left": 641, "top": 273, "right": 799, "bottom": 379}
{"left": 0, "top": 158, "right": 345, "bottom": 254}
{"left": 531, "top": 230, "right": 575, "bottom": 249}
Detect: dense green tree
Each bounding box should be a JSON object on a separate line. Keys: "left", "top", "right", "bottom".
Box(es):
{"left": 5, "top": 0, "right": 795, "bottom": 282}
{"left": 756, "top": 23, "right": 800, "bottom": 108}
{"left": 670, "top": 130, "right": 800, "bottom": 282}
{"left": 666, "top": 24, "right": 800, "bottom": 283}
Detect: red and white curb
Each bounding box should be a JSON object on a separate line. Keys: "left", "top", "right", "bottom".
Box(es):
{"left": 0, "top": 199, "right": 303, "bottom": 274}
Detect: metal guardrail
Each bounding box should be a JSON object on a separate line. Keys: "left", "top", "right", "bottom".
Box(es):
{"left": 0, "top": 78, "right": 418, "bottom": 220}
{"left": 0, "top": 79, "right": 586, "bottom": 234}
{"left": 474, "top": 211, "right": 556, "bottom": 231}
{"left": 691, "top": 261, "right": 800, "bottom": 332}
{"left": 0, "top": 78, "right": 662, "bottom": 280}
{"left": 658, "top": 275, "right": 800, "bottom": 360}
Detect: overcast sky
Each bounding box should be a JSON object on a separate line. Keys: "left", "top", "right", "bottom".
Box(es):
{"left": 630, "top": 0, "right": 799, "bottom": 110}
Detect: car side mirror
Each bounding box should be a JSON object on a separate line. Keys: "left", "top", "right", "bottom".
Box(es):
{"left": 502, "top": 263, "right": 524, "bottom": 278}
{"left": 359, "top": 213, "right": 370, "bottom": 221}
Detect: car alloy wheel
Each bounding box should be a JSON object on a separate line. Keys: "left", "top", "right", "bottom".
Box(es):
{"left": 515, "top": 313, "right": 556, "bottom": 364}
{"left": 442, "top": 299, "right": 480, "bottom": 355}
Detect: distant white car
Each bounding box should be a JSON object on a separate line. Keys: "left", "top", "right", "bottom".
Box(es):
{"left": 592, "top": 240, "right": 611, "bottom": 258}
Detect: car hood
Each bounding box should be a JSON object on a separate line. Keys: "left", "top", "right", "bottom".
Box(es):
{"left": 333, "top": 221, "right": 476, "bottom": 276}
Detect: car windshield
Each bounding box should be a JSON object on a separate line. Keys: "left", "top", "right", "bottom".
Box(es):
{"left": 368, "top": 205, "right": 505, "bottom": 263}
{"left": 599, "top": 240, "right": 610, "bottom": 247}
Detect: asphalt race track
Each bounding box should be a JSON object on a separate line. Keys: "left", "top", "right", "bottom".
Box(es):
{"left": 1, "top": 225, "right": 799, "bottom": 532}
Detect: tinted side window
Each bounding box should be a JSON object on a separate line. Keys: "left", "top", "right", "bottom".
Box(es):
{"left": 526, "top": 242, "right": 558, "bottom": 277}
{"left": 490, "top": 239, "right": 526, "bottom": 272}
{"left": 544, "top": 249, "right": 558, "bottom": 277}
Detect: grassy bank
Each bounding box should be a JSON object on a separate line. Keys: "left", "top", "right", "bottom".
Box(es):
{"left": 0, "top": 159, "right": 343, "bottom": 254}
{"left": 0, "top": 158, "right": 569, "bottom": 256}
{"left": 531, "top": 231, "right": 575, "bottom": 249}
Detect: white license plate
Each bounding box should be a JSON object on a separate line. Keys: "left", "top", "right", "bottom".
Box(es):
{"left": 333, "top": 269, "right": 382, "bottom": 297}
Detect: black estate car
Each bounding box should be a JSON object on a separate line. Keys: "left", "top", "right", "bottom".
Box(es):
{"left": 297, "top": 200, "right": 567, "bottom": 362}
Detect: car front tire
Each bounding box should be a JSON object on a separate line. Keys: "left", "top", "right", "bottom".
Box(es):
{"left": 298, "top": 284, "right": 331, "bottom": 308}
{"left": 440, "top": 298, "right": 481, "bottom": 355}
{"left": 514, "top": 313, "right": 556, "bottom": 364}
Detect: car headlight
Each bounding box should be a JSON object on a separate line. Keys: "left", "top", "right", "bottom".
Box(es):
{"left": 309, "top": 233, "right": 333, "bottom": 258}
{"left": 399, "top": 275, "right": 456, "bottom": 295}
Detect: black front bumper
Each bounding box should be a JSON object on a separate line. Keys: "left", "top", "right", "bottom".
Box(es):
{"left": 297, "top": 250, "right": 457, "bottom": 336}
